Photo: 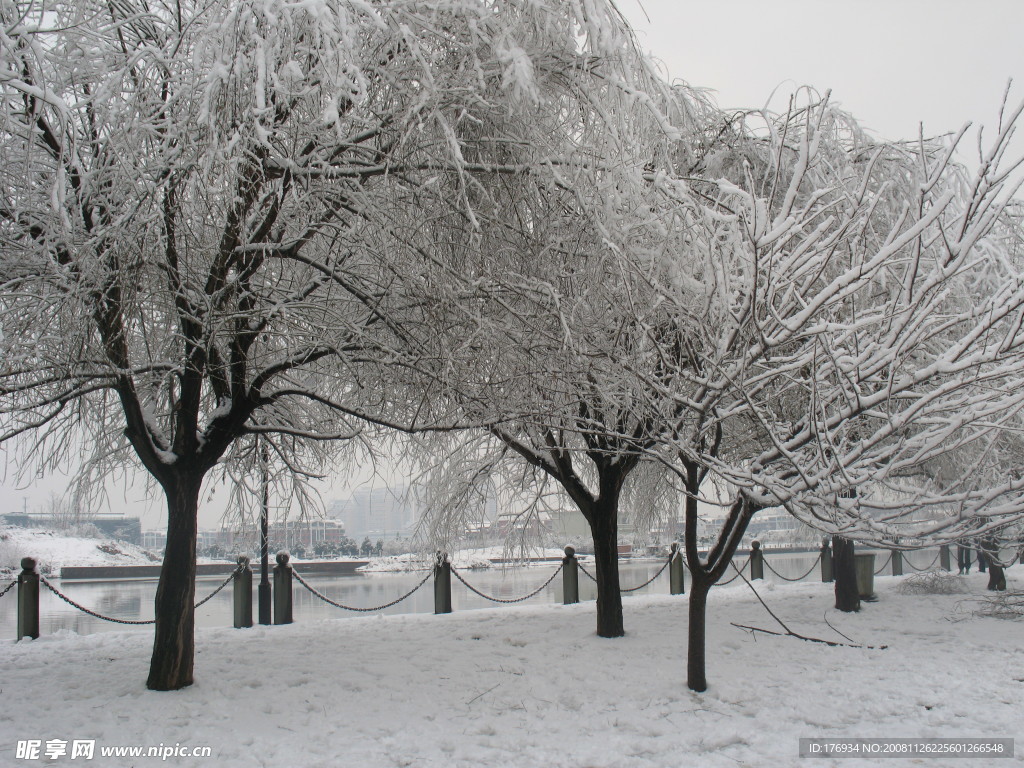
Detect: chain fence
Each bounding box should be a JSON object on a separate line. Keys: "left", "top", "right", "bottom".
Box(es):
{"left": 36, "top": 566, "right": 242, "bottom": 625}
{"left": 577, "top": 560, "right": 597, "bottom": 583}
{"left": 18, "top": 542, "right": 1011, "bottom": 635}
{"left": 902, "top": 550, "right": 942, "bottom": 572}
{"left": 716, "top": 558, "right": 749, "bottom": 585}
{"left": 194, "top": 568, "right": 241, "bottom": 608}
{"left": 873, "top": 553, "right": 893, "bottom": 575}
{"left": 1, "top": 579, "right": 17, "bottom": 599}
{"left": 763, "top": 552, "right": 823, "bottom": 582}
{"left": 450, "top": 562, "right": 564, "bottom": 604}
{"left": 40, "top": 575, "right": 156, "bottom": 625}
{"left": 619, "top": 554, "right": 673, "bottom": 592}
{"left": 292, "top": 567, "right": 432, "bottom": 612}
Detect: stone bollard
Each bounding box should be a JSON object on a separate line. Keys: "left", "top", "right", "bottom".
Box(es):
{"left": 434, "top": 552, "right": 452, "bottom": 615}
{"left": 562, "top": 546, "right": 580, "bottom": 605}
{"left": 749, "top": 541, "right": 764, "bottom": 580}
{"left": 233, "top": 556, "right": 253, "bottom": 629}
{"left": 17, "top": 557, "right": 39, "bottom": 641}
{"left": 820, "top": 538, "right": 833, "bottom": 583}
{"left": 669, "top": 543, "right": 685, "bottom": 595}
{"left": 939, "top": 545, "right": 951, "bottom": 572}
{"left": 273, "top": 552, "right": 293, "bottom": 625}
{"left": 891, "top": 550, "right": 903, "bottom": 577}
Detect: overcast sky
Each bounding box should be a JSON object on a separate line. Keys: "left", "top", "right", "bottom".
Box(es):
{"left": 3, "top": 0, "right": 1022, "bottom": 530}
{"left": 620, "top": 0, "right": 1023, "bottom": 158}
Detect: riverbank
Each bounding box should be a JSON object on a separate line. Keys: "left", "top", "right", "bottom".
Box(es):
{"left": 2, "top": 571, "right": 1019, "bottom": 767}
{"left": 0, "top": 525, "right": 161, "bottom": 576}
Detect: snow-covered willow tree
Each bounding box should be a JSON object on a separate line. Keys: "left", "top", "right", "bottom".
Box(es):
{"left": 0, "top": 0, "right": 677, "bottom": 690}
{"left": 407, "top": 211, "right": 704, "bottom": 637}
{"left": 396, "top": 69, "right": 715, "bottom": 637}
{"left": 623, "top": 93, "right": 1024, "bottom": 691}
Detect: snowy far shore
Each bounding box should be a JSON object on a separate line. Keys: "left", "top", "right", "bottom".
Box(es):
{"left": 0, "top": 526, "right": 161, "bottom": 575}
{"left": 1, "top": 569, "right": 1020, "bottom": 767}
{"left": 359, "top": 546, "right": 575, "bottom": 572}
{"left": 0, "top": 526, "right": 581, "bottom": 577}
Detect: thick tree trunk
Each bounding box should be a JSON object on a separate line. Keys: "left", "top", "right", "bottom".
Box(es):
{"left": 980, "top": 538, "right": 1006, "bottom": 591}
{"left": 832, "top": 536, "right": 860, "bottom": 613}
{"left": 987, "top": 564, "right": 1007, "bottom": 591}
{"left": 687, "top": 576, "right": 711, "bottom": 692}
{"left": 589, "top": 510, "right": 623, "bottom": 638}
{"left": 147, "top": 475, "right": 200, "bottom": 691}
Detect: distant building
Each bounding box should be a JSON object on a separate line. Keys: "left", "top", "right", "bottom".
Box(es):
{"left": 328, "top": 485, "right": 418, "bottom": 541}
{"left": 142, "top": 529, "right": 167, "bottom": 550}
{"left": 546, "top": 508, "right": 590, "bottom": 539}
{"left": 267, "top": 518, "right": 347, "bottom": 550}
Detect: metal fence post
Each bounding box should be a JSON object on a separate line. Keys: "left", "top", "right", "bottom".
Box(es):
{"left": 669, "top": 543, "right": 685, "bottom": 595}
{"left": 891, "top": 550, "right": 903, "bottom": 577}
{"left": 17, "top": 557, "right": 39, "bottom": 641}
{"left": 750, "top": 540, "right": 764, "bottom": 580}
{"left": 820, "top": 539, "right": 833, "bottom": 583}
{"left": 234, "top": 556, "right": 253, "bottom": 629}
{"left": 939, "top": 545, "right": 951, "bottom": 572}
{"left": 273, "top": 552, "right": 293, "bottom": 625}
{"left": 562, "top": 546, "right": 579, "bottom": 605}
{"left": 434, "top": 552, "right": 452, "bottom": 614}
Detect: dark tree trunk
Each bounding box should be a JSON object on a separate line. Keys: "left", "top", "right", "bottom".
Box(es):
{"left": 687, "top": 575, "right": 711, "bottom": 692}
{"left": 987, "top": 563, "right": 1007, "bottom": 591}
{"left": 980, "top": 537, "right": 1005, "bottom": 590}
{"left": 681, "top": 470, "right": 756, "bottom": 693}
{"left": 833, "top": 536, "right": 860, "bottom": 612}
{"left": 147, "top": 474, "right": 200, "bottom": 691}
{"left": 957, "top": 545, "right": 971, "bottom": 574}
{"left": 589, "top": 508, "right": 624, "bottom": 638}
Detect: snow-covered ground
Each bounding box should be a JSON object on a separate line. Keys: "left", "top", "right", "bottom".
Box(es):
{"left": 0, "top": 526, "right": 161, "bottom": 575}
{"left": 1, "top": 570, "right": 1020, "bottom": 767}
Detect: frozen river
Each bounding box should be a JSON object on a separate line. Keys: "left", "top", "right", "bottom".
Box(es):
{"left": 2, "top": 548, "right": 947, "bottom": 638}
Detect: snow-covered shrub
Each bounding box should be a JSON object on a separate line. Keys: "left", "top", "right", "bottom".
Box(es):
{"left": 896, "top": 571, "right": 968, "bottom": 595}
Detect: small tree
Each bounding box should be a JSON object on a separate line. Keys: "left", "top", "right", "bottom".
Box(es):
{"left": 634, "top": 95, "right": 1024, "bottom": 690}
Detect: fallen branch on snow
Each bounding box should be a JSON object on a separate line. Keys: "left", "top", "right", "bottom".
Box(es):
{"left": 730, "top": 622, "right": 887, "bottom": 650}
{"left": 729, "top": 561, "right": 888, "bottom": 651}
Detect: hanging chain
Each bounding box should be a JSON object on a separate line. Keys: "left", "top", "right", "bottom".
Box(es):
{"left": 0, "top": 579, "right": 17, "bottom": 599}
{"left": 903, "top": 550, "right": 942, "bottom": 572}
{"left": 873, "top": 553, "right": 893, "bottom": 575}
{"left": 40, "top": 576, "right": 156, "bottom": 625}
{"left": 291, "top": 567, "right": 432, "bottom": 612}
{"left": 619, "top": 555, "right": 673, "bottom": 592}
{"left": 450, "top": 562, "right": 564, "bottom": 604}
{"left": 194, "top": 567, "right": 241, "bottom": 608}
{"left": 717, "top": 557, "right": 749, "bottom": 585}
{"left": 577, "top": 561, "right": 598, "bottom": 583}
{"left": 763, "top": 552, "right": 823, "bottom": 582}
{"left": 574, "top": 554, "right": 674, "bottom": 593}
{"left": 37, "top": 565, "right": 242, "bottom": 625}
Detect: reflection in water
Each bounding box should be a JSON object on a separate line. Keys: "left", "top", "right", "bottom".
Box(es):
{"left": 0, "top": 549, "right": 944, "bottom": 639}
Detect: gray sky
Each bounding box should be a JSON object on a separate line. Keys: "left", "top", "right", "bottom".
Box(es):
{"left": 621, "top": 0, "right": 1023, "bottom": 156}
{"left": 3, "top": 0, "right": 1022, "bottom": 530}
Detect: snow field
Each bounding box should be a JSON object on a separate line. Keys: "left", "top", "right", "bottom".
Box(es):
{"left": 1, "top": 571, "right": 1021, "bottom": 767}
